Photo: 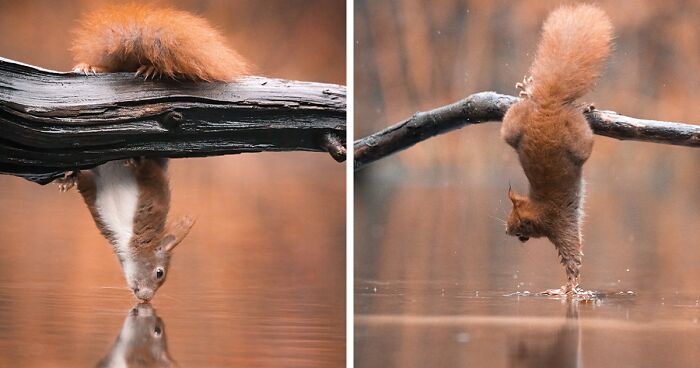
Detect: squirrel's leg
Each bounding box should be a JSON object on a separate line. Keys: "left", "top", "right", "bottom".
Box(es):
{"left": 552, "top": 231, "right": 583, "bottom": 294}
{"left": 563, "top": 109, "right": 594, "bottom": 164}
{"left": 500, "top": 102, "right": 529, "bottom": 149}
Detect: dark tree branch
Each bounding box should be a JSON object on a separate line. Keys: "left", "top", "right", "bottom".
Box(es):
{"left": 354, "top": 92, "right": 700, "bottom": 171}
{"left": 0, "top": 57, "right": 346, "bottom": 184}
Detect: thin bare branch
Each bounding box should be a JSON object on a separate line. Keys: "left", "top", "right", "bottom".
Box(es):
{"left": 354, "top": 92, "right": 700, "bottom": 170}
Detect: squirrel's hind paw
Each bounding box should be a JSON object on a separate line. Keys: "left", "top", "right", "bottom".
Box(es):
{"left": 515, "top": 75, "right": 533, "bottom": 98}
{"left": 55, "top": 171, "right": 78, "bottom": 192}
{"left": 135, "top": 65, "right": 163, "bottom": 80}
{"left": 72, "top": 63, "right": 106, "bottom": 75}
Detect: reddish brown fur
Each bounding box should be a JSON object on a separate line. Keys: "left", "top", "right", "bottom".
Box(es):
{"left": 71, "top": 3, "right": 249, "bottom": 81}
{"left": 128, "top": 158, "right": 170, "bottom": 253}
{"left": 500, "top": 4, "right": 613, "bottom": 293}
{"left": 75, "top": 158, "right": 171, "bottom": 254}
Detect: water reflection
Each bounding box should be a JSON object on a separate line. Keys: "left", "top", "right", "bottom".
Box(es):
{"left": 97, "top": 304, "right": 174, "bottom": 368}
{"left": 508, "top": 300, "right": 581, "bottom": 368}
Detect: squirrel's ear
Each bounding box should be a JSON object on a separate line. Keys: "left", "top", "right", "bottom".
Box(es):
{"left": 508, "top": 185, "right": 518, "bottom": 205}
{"left": 161, "top": 215, "right": 196, "bottom": 252}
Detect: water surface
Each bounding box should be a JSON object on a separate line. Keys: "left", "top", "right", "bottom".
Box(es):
{"left": 355, "top": 150, "right": 700, "bottom": 368}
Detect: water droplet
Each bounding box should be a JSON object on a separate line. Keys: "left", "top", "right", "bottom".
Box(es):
{"left": 456, "top": 332, "right": 470, "bottom": 343}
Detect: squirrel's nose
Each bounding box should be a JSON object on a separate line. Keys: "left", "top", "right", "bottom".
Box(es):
{"left": 133, "top": 287, "right": 154, "bottom": 301}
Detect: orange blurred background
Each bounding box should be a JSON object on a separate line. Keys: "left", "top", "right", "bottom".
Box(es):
{"left": 0, "top": 1, "right": 346, "bottom": 367}
{"left": 355, "top": 1, "right": 700, "bottom": 366}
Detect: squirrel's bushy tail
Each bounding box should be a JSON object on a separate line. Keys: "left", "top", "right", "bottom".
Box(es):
{"left": 530, "top": 4, "right": 613, "bottom": 105}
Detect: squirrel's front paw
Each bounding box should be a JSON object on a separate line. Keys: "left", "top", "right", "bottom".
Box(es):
{"left": 72, "top": 63, "right": 107, "bottom": 75}
{"left": 135, "top": 65, "right": 163, "bottom": 80}
{"left": 124, "top": 157, "right": 147, "bottom": 168}
{"left": 55, "top": 171, "right": 78, "bottom": 192}
{"left": 515, "top": 75, "right": 533, "bottom": 98}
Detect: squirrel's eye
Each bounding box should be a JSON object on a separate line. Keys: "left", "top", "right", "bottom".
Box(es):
{"left": 156, "top": 267, "right": 165, "bottom": 279}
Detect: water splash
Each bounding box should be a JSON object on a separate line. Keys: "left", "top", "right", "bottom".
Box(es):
{"left": 505, "top": 288, "right": 635, "bottom": 301}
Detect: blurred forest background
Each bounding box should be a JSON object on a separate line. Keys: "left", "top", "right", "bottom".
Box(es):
{"left": 355, "top": 1, "right": 700, "bottom": 366}
{"left": 0, "top": 1, "right": 345, "bottom": 367}
{"left": 355, "top": 0, "right": 700, "bottom": 302}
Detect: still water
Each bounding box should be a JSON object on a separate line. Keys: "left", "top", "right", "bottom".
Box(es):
{"left": 355, "top": 281, "right": 700, "bottom": 368}
{"left": 0, "top": 154, "right": 345, "bottom": 367}
{"left": 354, "top": 134, "right": 700, "bottom": 368}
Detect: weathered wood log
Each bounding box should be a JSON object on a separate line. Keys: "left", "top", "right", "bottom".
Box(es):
{"left": 0, "top": 57, "right": 346, "bottom": 184}
{"left": 354, "top": 92, "right": 700, "bottom": 171}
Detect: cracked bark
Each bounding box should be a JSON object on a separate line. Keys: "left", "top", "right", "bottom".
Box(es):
{"left": 0, "top": 57, "right": 346, "bottom": 184}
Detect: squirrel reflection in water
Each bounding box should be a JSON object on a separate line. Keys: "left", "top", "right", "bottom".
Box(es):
{"left": 508, "top": 300, "right": 582, "bottom": 368}
{"left": 97, "top": 304, "right": 174, "bottom": 368}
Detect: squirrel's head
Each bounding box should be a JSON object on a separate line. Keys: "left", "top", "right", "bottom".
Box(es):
{"left": 119, "top": 216, "right": 195, "bottom": 301}
{"left": 98, "top": 303, "right": 173, "bottom": 367}
{"left": 505, "top": 187, "right": 545, "bottom": 242}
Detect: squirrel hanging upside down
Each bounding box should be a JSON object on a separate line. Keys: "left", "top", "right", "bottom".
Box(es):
{"left": 500, "top": 4, "right": 613, "bottom": 294}
{"left": 56, "top": 3, "right": 249, "bottom": 301}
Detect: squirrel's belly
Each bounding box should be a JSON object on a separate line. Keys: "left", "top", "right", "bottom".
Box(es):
{"left": 92, "top": 161, "right": 139, "bottom": 253}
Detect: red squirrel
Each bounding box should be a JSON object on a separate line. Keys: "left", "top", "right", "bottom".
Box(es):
{"left": 56, "top": 3, "right": 249, "bottom": 300}
{"left": 500, "top": 4, "right": 613, "bottom": 294}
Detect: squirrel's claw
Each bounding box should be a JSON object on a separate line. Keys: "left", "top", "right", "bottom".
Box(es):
{"left": 135, "top": 65, "right": 162, "bottom": 80}
{"left": 516, "top": 75, "right": 533, "bottom": 99}
{"left": 72, "top": 63, "right": 106, "bottom": 75}
{"left": 135, "top": 65, "right": 151, "bottom": 79}
{"left": 55, "top": 171, "right": 79, "bottom": 192}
